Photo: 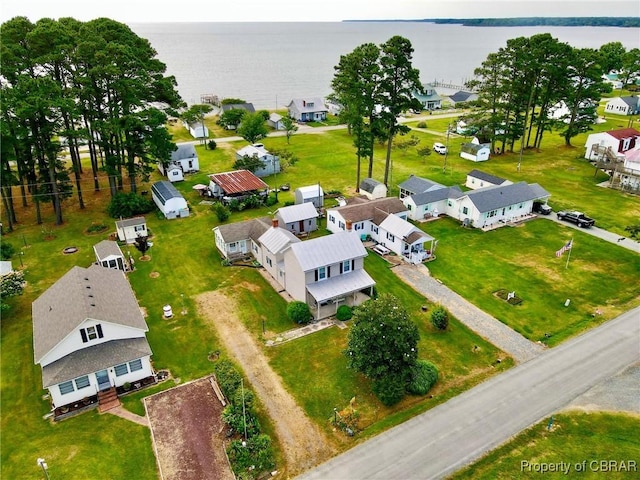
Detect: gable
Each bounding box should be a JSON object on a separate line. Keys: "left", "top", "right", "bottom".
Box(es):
{"left": 288, "top": 232, "right": 366, "bottom": 271}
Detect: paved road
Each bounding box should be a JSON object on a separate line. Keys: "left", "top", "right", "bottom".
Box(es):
{"left": 393, "top": 263, "right": 544, "bottom": 363}
{"left": 298, "top": 306, "right": 640, "bottom": 480}
{"left": 542, "top": 215, "right": 640, "bottom": 253}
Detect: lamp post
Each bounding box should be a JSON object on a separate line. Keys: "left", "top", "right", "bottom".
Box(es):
{"left": 19, "top": 251, "right": 24, "bottom": 267}
{"left": 37, "top": 458, "right": 50, "bottom": 480}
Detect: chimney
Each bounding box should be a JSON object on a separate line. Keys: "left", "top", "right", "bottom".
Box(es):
{"left": 272, "top": 218, "right": 279, "bottom": 228}
{"left": 346, "top": 220, "right": 352, "bottom": 231}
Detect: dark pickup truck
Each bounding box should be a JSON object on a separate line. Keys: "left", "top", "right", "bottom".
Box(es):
{"left": 556, "top": 211, "right": 595, "bottom": 228}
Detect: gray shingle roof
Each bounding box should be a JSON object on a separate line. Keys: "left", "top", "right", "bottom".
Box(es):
{"left": 359, "top": 178, "right": 383, "bottom": 193}
{"left": 221, "top": 103, "right": 256, "bottom": 113}
{"left": 410, "top": 186, "right": 463, "bottom": 205}
{"left": 171, "top": 144, "right": 197, "bottom": 161}
{"left": 214, "top": 216, "right": 272, "bottom": 244}
{"left": 32, "top": 265, "right": 148, "bottom": 364}
{"left": 467, "top": 169, "right": 506, "bottom": 185}
{"left": 449, "top": 91, "right": 477, "bottom": 103}
{"left": 93, "top": 240, "right": 123, "bottom": 260}
{"left": 329, "top": 197, "right": 406, "bottom": 224}
{"left": 467, "top": 181, "right": 550, "bottom": 213}
{"left": 289, "top": 98, "right": 328, "bottom": 113}
{"left": 289, "top": 232, "right": 367, "bottom": 271}
{"left": 115, "top": 216, "right": 146, "bottom": 229}
{"left": 41, "top": 337, "right": 152, "bottom": 388}
{"left": 398, "top": 175, "right": 445, "bottom": 195}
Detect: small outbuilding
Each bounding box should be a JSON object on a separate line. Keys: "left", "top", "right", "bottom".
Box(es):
{"left": 184, "top": 121, "right": 209, "bottom": 139}
{"left": 274, "top": 203, "right": 319, "bottom": 235}
{"left": 115, "top": 216, "right": 147, "bottom": 243}
{"left": 359, "top": 178, "right": 387, "bottom": 200}
{"left": 208, "top": 170, "right": 269, "bottom": 204}
{"left": 151, "top": 181, "right": 189, "bottom": 219}
{"left": 267, "top": 113, "right": 285, "bottom": 130}
{"left": 294, "top": 184, "right": 324, "bottom": 208}
{"left": 460, "top": 143, "right": 491, "bottom": 162}
{"left": 94, "top": 240, "right": 126, "bottom": 271}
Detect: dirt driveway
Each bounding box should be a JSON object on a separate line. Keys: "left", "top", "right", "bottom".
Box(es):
{"left": 196, "top": 286, "right": 337, "bottom": 477}
{"left": 145, "top": 377, "right": 234, "bottom": 480}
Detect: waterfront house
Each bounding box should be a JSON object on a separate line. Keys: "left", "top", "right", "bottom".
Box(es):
{"left": 413, "top": 83, "right": 442, "bottom": 110}
{"left": 584, "top": 128, "right": 640, "bottom": 161}
{"left": 287, "top": 98, "right": 328, "bottom": 122}
{"left": 116, "top": 216, "right": 147, "bottom": 244}
{"left": 33, "top": 265, "right": 154, "bottom": 414}
{"left": 158, "top": 144, "right": 199, "bottom": 182}
{"left": 151, "top": 181, "right": 189, "bottom": 219}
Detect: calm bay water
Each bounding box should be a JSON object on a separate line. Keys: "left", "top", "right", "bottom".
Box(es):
{"left": 129, "top": 22, "right": 640, "bottom": 109}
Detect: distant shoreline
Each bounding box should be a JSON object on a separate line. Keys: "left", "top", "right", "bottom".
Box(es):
{"left": 343, "top": 17, "right": 640, "bottom": 28}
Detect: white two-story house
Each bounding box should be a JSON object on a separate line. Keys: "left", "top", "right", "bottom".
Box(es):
{"left": 33, "top": 265, "right": 153, "bottom": 414}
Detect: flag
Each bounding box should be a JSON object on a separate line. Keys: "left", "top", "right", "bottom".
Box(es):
{"left": 555, "top": 239, "right": 572, "bottom": 257}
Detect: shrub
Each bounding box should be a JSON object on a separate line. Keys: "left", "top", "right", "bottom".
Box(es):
{"left": 265, "top": 194, "right": 278, "bottom": 207}
{"left": 406, "top": 360, "right": 439, "bottom": 395}
{"left": 213, "top": 203, "right": 231, "bottom": 222}
{"left": 226, "top": 434, "right": 275, "bottom": 479}
{"left": 417, "top": 121, "right": 427, "bottom": 128}
{"left": 336, "top": 305, "right": 353, "bottom": 321}
{"left": 107, "top": 192, "right": 154, "bottom": 218}
{"left": 372, "top": 374, "right": 406, "bottom": 406}
{"left": 430, "top": 305, "right": 449, "bottom": 330}
{"left": 208, "top": 139, "right": 217, "bottom": 150}
{"left": 222, "top": 402, "right": 261, "bottom": 438}
{"left": 213, "top": 359, "right": 242, "bottom": 399}
{"left": 0, "top": 242, "right": 15, "bottom": 260}
{"left": 86, "top": 223, "right": 108, "bottom": 234}
{"left": 287, "top": 301, "right": 312, "bottom": 324}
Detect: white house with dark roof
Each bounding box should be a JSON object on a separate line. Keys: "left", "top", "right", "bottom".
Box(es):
{"left": 403, "top": 186, "right": 464, "bottom": 220}
{"left": 213, "top": 216, "right": 272, "bottom": 261}
{"left": 151, "top": 181, "right": 189, "bottom": 219}
{"left": 235, "top": 144, "right": 281, "bottom": 177}
{"left": 116, "top": 216, "right": 147, "bottom": 243}
{"left": 283, "top": 232, "right": 375, "bottom": 319}
{"left": 158, "top": 144, "right": 199, "bottom": 182}
{"left": 465, "top": 170, "right": 511, "bottom": 190}
{"left": 274, "top": 203, "right": 319, "bottom": 235}
{"left": 359, "top": 178, "right": 387, "bottom": 200}
{"left": 398, "top": 175, "right": 446, "bottom": 199}
{"left": 32, "top": 265, "right": 153, "bottom": 414}
{"left": 326, "top": 197, "right": 435, "bottom": 262}
{"left": 604, "top": 96, "right": 640, "bottom": 116}
{"left": 287, "top": 98, "right": 328, "bottom": 122}
{"left": 94, "top": 240, "right": 126, "bottom": 271}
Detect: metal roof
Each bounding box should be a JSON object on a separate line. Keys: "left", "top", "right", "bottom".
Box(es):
{"left": 32, "top": 265, "right": 148, "bottom": 364}
{"left": 288, "top": 232, "right": 367, "bottom": 272}
{"left": 295, "top": 185, "right": 324, "bottom": 198}
{"left": 258, "top": 227, "right": 300, "bottom": 254}
{"left": 237, "top": 144, "right": 269, "bottom": 158}
{"left": 379, "top": 214, "right": 424, "bottom": 240}
{"left": 208, "top": 170, "right": 268, "bottom": 194}
{"left": 306, "top": 269, "right": 375, "bottom": 303}
{"left": 151, "top": 181, "right": 184, "bottom": 204}
{"left": 288, "top": 98, "right": 328, "bottom": 113}
{"left": 276, "top": 203, "right": 319, "bottom": 224}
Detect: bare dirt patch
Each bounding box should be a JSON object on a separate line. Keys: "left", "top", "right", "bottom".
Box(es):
{"left": 196, "top": 289, "right": 337, "bottom": 476}
{"left": 149, "top": 271, "right": 160, "bottom": 278}
{"left": 145, "top": 377, "right": 234, "bottom": 480}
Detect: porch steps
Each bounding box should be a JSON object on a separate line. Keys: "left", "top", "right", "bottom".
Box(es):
{"left": 97, "top": 387, "right": 121, "bottom": 413}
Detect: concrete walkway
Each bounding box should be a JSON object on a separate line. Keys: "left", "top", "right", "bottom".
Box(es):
{"left": 265, "top": 318, "right": 347, "bottom": 346}
{"left": 393, "top": 263, "right": 545, "bottom": 363}
{"left": 107, "top": 405, "right": 150, "bottom": 427}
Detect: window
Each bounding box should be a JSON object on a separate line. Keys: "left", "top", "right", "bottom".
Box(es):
{"left": 462, "top": 206, "right": 468, "bottom": 215}
{"left": 229, "top": 242, "right": 237, "bottom": 253}
{"left": 386, "top": 232, "right": 395, "bottom": 242}
{"left": 354, "top": 223, "right": 360, "bottom": 231}
{"left": 59, "top": 381, "right": 75, "bottom": 395}
{"left": 114, "top": 363, "right": 129, "bottom": 377}
{"left": 371, "top": 225, "right": 378, "bottom": 234}
{"left": 342, "top": 260, "right": 351, "bottom": 273}
{"left": 329, "top": 215, "right": 335, "bottom": 223}
{"left": 447, "top": 200, "right": 453, "bottom": 207}
{"left": 75, "top": 376, "right": 90, "bottom": 390}
{"left": 129, "top": 359, "right": 143, "bottom": 372}
{"left": 134, "top": 225, "right": 145, "bottom": 232}
{"left": 108, "top": 259, "right": 117, "bottom": 269}
{"left": 318, "top": 266, "right": 327, "bottom": 281}
{"left": 408, "top": 204, "right": 412, "bottom": 211}
{"left": 339, "top": 221, "right": 345, "bottom": 230}
{"left": 266, "top": 257, "right": 272, "bottom": 267}
{"left": 80, "top": 324, "right": 103, "bottom": 343}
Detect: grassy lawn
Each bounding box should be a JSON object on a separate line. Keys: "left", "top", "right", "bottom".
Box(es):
{"left": 1, "top": 108, "right": 638, "bottom": 478}
{"left": 451, "top": 412, "right": 640, "bottom": 479}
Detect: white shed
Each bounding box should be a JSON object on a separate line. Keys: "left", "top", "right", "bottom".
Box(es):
{"left": 460, "top": 143, "right": 490, "bottom": 162}
{"left": 115, "top": 216, "right": 147, "bottom": 243}
{"left": 294, "top": 185, "right": 324, "bottom": 208}
{"left": 151, "top": 181, "right": 189, "bottom": 219}
{"left": 94, "top": 240, "right": 126, "bottom": 271}
{"left": 359, "top": 178, "right": 387, "bottom": 200}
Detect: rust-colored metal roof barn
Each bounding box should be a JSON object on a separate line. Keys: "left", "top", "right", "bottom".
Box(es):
{"left": 208, "top": 169, "right": 268, "bottom": 195}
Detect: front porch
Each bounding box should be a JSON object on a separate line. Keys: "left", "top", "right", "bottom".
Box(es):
{"left": 312, "top": 290, "right": 371, "bottom": 320}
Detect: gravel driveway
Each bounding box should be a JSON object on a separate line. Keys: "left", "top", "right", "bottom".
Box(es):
{"left": 393, "top": 263, "right": 545, "bottom": 363}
